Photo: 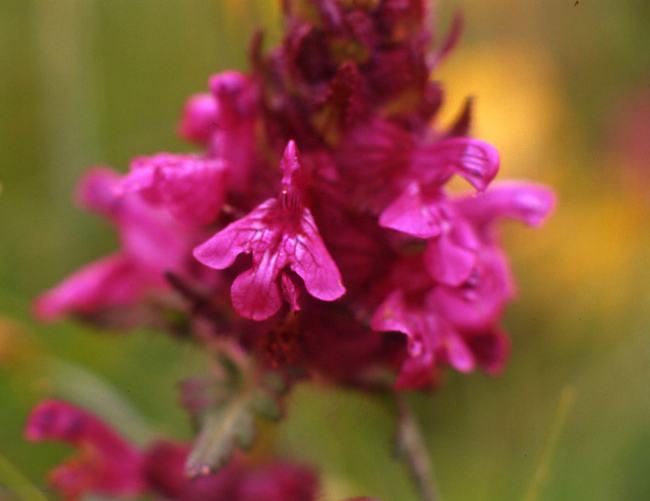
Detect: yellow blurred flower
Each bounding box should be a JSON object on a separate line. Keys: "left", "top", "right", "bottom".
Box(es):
{"left": 433, "top": 41, "right": 649, "bottom": 329}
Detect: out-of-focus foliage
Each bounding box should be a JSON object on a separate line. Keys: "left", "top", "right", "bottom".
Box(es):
{"left": 1, "top": 0, "right": 650, "bottom": 499}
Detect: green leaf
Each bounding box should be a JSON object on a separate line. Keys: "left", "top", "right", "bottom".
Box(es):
{"left": 185, "top": 397, "right": 256, "bottom": 477}
{"left": 183, "top": 354, "right": 289, "bottom": 478}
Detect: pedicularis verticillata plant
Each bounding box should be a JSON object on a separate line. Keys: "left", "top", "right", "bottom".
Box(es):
{"left": 26, "top": 1, "right": 555, "bottom": 500}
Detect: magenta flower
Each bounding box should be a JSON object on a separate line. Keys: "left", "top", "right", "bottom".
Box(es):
{"left": 194, "top": 141, "right": 345, "bottom": 320}
{"left": 34, "top": 168, "right": 200, "bottom": 323}
{"left": 378, "top": 183, "right": 452, "bottom": 240}
{"left": 25, "top": 399, "right": 147, "bottom": 501}
{"left": 372, "top": 289, "right": 474, "bottom": 389}
{"left": 25, "top": 399, "right": 319, "bottom": 501}
{"left": 178, "top": 93, "right": 219, "bottom": 145}
{"left": 179, "top": 71, "right": 258, "bottom": 191}
{"left": 371, "top": 181, "right": 553, "bottom": 388}
{"left": 429, "top": 246, "right": 515, "bottom": 330}
{"left": 454, "top": 180, "right": 556, "bottom": 234}
{"left": 118, "top": 153, "right": 229, "bottom": 225}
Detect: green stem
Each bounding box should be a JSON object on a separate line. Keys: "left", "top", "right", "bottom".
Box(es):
{"left": 523, "top": 386, "right": 575, "bottom": 501}
{"left": 395, "top": 393, "right": 440, "bottom": 501}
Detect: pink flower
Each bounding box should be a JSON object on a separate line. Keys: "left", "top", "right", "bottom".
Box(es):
{"left": 422, "top": 215, "right": 480, "bottom": 287}
{"left": 372, "top": 290, "right": 474, "bottom": 389}
{"left": 26, "top": 399, "right": 319, "bottom": 501}
{"left": 178, "top": 93, "right": 219, "bottom": 145}
{"left": 430, "top": 246, "right": 515, "bottom": 331}
{"left": 378, "top": 183, "right": 451, "bottom": 239}
{"left": 179, "top": 71, "right": 258, "bottom": 191}
{"left": 370, "top": 181, "right": 554, "bottom": 387}
{"left": 34, "top": 168, "right": 199, "bottom": 323}
{"left": 118, "top": 153, "right": 229, "bottom": 225}
{"left": 25, "top": 399, "right": 147, "bottom": 501}
{"left": 454, "top": 181, "right": 556, "bottom": 234}
{"left": 194, "top": 141, "right": 345, "bottom": 321}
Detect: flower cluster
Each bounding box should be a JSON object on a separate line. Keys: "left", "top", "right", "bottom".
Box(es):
{"left": 28, "top": 0, "right": 555, "bottom": 499}
{"left": 26, "top": 400, "right": 318, "bottom": 501}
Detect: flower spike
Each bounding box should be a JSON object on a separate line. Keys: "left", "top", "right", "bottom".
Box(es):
{"left": 34, "top": 0, "right": 556, "bottom": 397}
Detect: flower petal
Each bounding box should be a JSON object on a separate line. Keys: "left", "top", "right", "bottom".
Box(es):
{"left": 423, "top": 219, "right": 479, "bottom": 286}
{"left": 178, "top": 93, "right": 219, "bottom": 145}
{"left": 207, "top": 71, "right": 257, "bottom": 190}
{"left": 413, "top": 137, "right": 500, "bottom": 190}
{"left": 455, "top": 181, "right": 557, "bottom": 229}
{"left": 193, "top": 199, "right": 275, "bottom": 270}
{"left": 33, "top": 254, "right": 143, "bottom": 322}
{"left": 231, "top": 252, "right": 284, "bottom": 320}
{"left": 75, "top": 168, "right": 122, "bottom": 218}
{"left": 290, "top": 211, "right": 345, "bottom": 301}
{"left": 444, "top": 331, "right": 475, "bottom": 373}
{"left": 371, "top": 288, "right": 479, "bottom": 388}
{"left": 121, "top": 154, "right": 228, "bottom": 225}
{"left": 378, "top": 182, "right": 448, "bottom": 238}
{"left": 431, "top": 247, "right": 515, "bottom": 330}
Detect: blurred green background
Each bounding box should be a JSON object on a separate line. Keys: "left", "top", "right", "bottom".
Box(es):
{"left": 2, "top": 1, "right": 650, "bottom": 500}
